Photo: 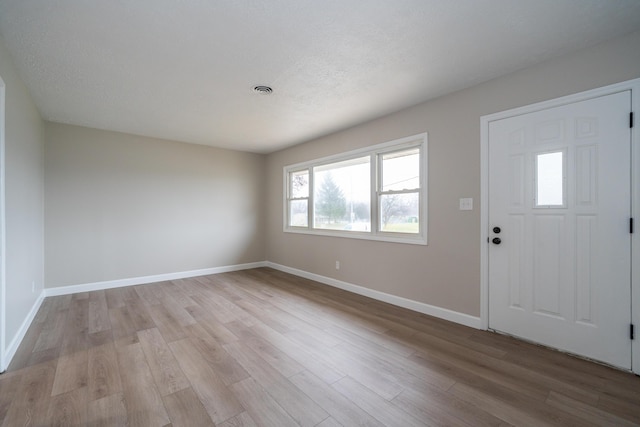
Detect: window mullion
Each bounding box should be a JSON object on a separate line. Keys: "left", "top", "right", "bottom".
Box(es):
{"left": 379, "top": 188, "right": 418, "bottom": 196}
{"left": 370, "top": 153, "right": 379, "bottom": 234}
{"left": 308, "top": 167, "right": 314, "bottom": 229}
{"left": 285, "top": 171, "right": 291, "bottom": 228}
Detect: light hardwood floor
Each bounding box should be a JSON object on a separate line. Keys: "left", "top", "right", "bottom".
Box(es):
{"left": 1, "top": 267, "right": 639, "bottom": 426}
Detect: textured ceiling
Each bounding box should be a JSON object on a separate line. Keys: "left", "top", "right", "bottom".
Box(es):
{"left": 1, "top": 1, "right": 640, "bottom": 153}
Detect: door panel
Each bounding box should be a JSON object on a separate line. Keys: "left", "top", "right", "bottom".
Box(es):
{"left": 488, "top": 91, "right": 631, "bottom": 369}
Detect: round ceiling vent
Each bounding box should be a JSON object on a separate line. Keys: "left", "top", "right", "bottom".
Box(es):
{"left": 253, "top": 85, "right": 273, "bottom": 94}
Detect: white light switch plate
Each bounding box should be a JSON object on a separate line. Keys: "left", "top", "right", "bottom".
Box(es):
{"left": 459, "top": 198, "right": 473, "bottom": 211}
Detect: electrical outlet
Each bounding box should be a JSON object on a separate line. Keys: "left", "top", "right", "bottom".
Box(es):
{"left": 459, "top": 197, "right": 473, "bottom": 211}
{"left": 335, "top": 261, "right": 340, "bottom": 270}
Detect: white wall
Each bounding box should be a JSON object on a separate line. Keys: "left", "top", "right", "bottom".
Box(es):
{"left": 45, "top": 123, "right": 266, "bottom": 288}
{"left": 265, "top": 30, "right": 640, "bottom": 319}
{"left": 0, "top": 34, "right": 45, "bottom": 370}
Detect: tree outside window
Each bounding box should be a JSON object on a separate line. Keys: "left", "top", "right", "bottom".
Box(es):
{"left": 314, "top": 172, "right": 346, "bottom": 224}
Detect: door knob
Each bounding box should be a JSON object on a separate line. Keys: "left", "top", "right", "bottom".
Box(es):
{"left": 493, "top": 227, "right": 501, "bottom": 234}
{"left": 492, "top": 237, "right": 501, "bottom": 245}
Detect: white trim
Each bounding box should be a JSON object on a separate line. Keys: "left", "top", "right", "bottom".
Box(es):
{"left": 0, "top": 76, "right": 6, "bottom": 372}
{"left": 1, "top": 290, "right": 44, "bottom": 372}
{"left": 480, "top": 77, "right": 640, "bottom": 374}
{"left": 632, "top": 79, "right": 640, "bottom": 375}
{"left": 2, "top": 262, "right": 265, "bottom": 370}
{"left": 480, "top": 112, "right": 490, "bottom": 330}
{"left": 285, "top": 133, "right": 427, "bottom": 171}
{"left": 266, "top": 261, "right": 482, "bottom": 329}
{"left": 4, "top": 259, "right": 483, "bottom": 369}
{"left": 282, "top": 228, "right": 427, "bottom": 245}
{"left": 44, "top": 262, "right": 267, "bottom": 297}
{"left": 481, "top": 80, "right": 638, "bottom": 124}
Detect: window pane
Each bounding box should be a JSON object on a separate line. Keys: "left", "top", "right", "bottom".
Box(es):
{"left": 380, "top": 192, "right": 419, "bottom": 233}
{"left": 289, "top": 200, "right": 308, "bottom": 227}
{"left": 536, "top": 151, "right": 564, "bottom": 206}
{"left": 290, "top": 170, "right": 309, "bottom": 198}
{"left": 313, "top": 157, "right": 370, "bottom": 231}
{"left": 382, "top": 148, "right": 420, "bottom": 191}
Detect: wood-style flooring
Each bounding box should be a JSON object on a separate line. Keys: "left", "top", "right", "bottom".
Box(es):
{"left": 1, "top": 267, "right": 639, "bottom": 426}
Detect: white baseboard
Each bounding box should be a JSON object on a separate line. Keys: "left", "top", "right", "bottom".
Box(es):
{"left": 44, "top": 261, "right": 268, "bottom": 297}
{"left": 1, "top": 289, "right": 45, "bottom": 372}
{"left": 266, "top": 262, "right": 482, "bottom": 330}
{"left": 2, "top": 262, "right": 266, "bottom": 371}
{"left": 3, "top": 259, "right": 479, "bottom": 372}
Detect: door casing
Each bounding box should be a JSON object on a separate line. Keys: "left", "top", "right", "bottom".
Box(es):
{"left": 481, "top": 78, "right": 640, "bottom": 374}
{"left": 0, "top": 75, "right": 5, "bottom": 373}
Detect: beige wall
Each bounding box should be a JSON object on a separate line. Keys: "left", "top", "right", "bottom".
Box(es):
{"left": 0, "top": 34, "right": 45, "bottom": 360}
{"left": 45, "top": 123, "right": 265, "bottom": 288}
{"left": 266, "top": 30, "right": 640, "bottom": 317}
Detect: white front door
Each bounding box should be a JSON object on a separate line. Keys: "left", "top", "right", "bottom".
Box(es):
{"left": 488, "top": 91, "right": 632, "bottom": 369}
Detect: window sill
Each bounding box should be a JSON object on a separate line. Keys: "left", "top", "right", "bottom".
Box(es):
{"left": 284, "top": 227, "right": 427, "bottom": 246}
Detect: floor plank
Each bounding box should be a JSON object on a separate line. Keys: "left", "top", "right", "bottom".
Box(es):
{"left": 32, "top": 310, "right": 67, "bottom": 353}
{"left": 116, "top": 342, "right": 171, "bottom": 426}
{"left": 87, "top": 392, "right": 128, "bottom": 427}
{"left": 391, "top": 380, "right": 507, "bottom": 427}
{"left": 168, "top": 337, "right": 244, "bottom": 424}
{"left": 242, "top": 321, "right": 346, "bottom": 385}
{"left": 60, "top": 297, "right": 90, "bottom": 356}
{"left": 223, "top": 340, "right": 329, "bottom": 426}
{"left": 449, "top": 380, "right": 593, "bottom": 427}
{"left": 289, "top": 370, "right": 385, "bottom": 427}
{"left": 88, "top": 291, "right": 111, "bottom": 334}
{"left": 546, "top": 391, "right": 638, "bottom": 427}
{"left": 217, "top": 411, "right": 259, "bottom": 427}
{"left": 138, "top": 328, "right": 190, "bottom": 397}
{"left": 7, "top": 313, "right": 46, "bottom": 371}
{"left": 1, "top": 360, "right": 57, "bottom": 427}
{"left": 229, "top": 378, "right": 299, "bottom": 427}
{"left": 147, "top": 303, "right": 190, "bottom": 343}
{"left": 0, "top": 371, "right": 23, "bottom": 424}
{"left": 88, "top": 342, "right": 122, "bottom": 401}
{"left": 162, "top": 387, "right": 215, "bottom": 427}
{"left": 51, "top": 349, "right": 88, "bottom": 396}
{"left": 46, "top": 386, "right": 88, "bottom": 426}
{"left": 184, "top": 323, "right": 250, "bottom": 386}
{"left": 331, "top": 375, "right": 428, "bottom": 427}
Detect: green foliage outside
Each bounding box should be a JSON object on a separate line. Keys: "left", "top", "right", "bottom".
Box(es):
{"left": 381, "top": 223, "right": 419, "bottom": 233}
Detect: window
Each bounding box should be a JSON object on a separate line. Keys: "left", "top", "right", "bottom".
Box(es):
{"left": 535, "top": 150, "right": 566, "bottom": 208}
{"left": 284, "top": 133, "right": 427, "bottom": 245}
{"left": 379, "top": 148, "right": 420, "bottom": 233}
{"left": 314, "top": 156, "right": 371, "bottom": 231}
{"left": 288, "top": 170, "right": 309, "bottom": 227}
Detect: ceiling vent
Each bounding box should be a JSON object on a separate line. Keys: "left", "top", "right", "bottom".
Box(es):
{"left": 253, "top": 85, "right": 273, "bottom": 95}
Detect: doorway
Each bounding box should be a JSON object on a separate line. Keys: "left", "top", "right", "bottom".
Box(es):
{"left": 481, "top": 79, "right": 639, "bottom": 373}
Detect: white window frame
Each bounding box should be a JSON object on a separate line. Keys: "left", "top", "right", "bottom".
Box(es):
{"left": 283, "top": 133, "right": 428, "bottom": 245}
{"left": 286, "top": 169, "right": 311, "bottom": 228}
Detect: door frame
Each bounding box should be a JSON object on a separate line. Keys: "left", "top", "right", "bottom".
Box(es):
{"left": 480, "top": 78, "right": 640, "bottom": 374}
{"left": 0, "top": 75, "right": 5, "bottom": 372}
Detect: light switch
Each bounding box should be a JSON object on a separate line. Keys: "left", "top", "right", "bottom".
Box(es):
{"left": 459, "top": 198, "right": 473, "bottom": 211}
